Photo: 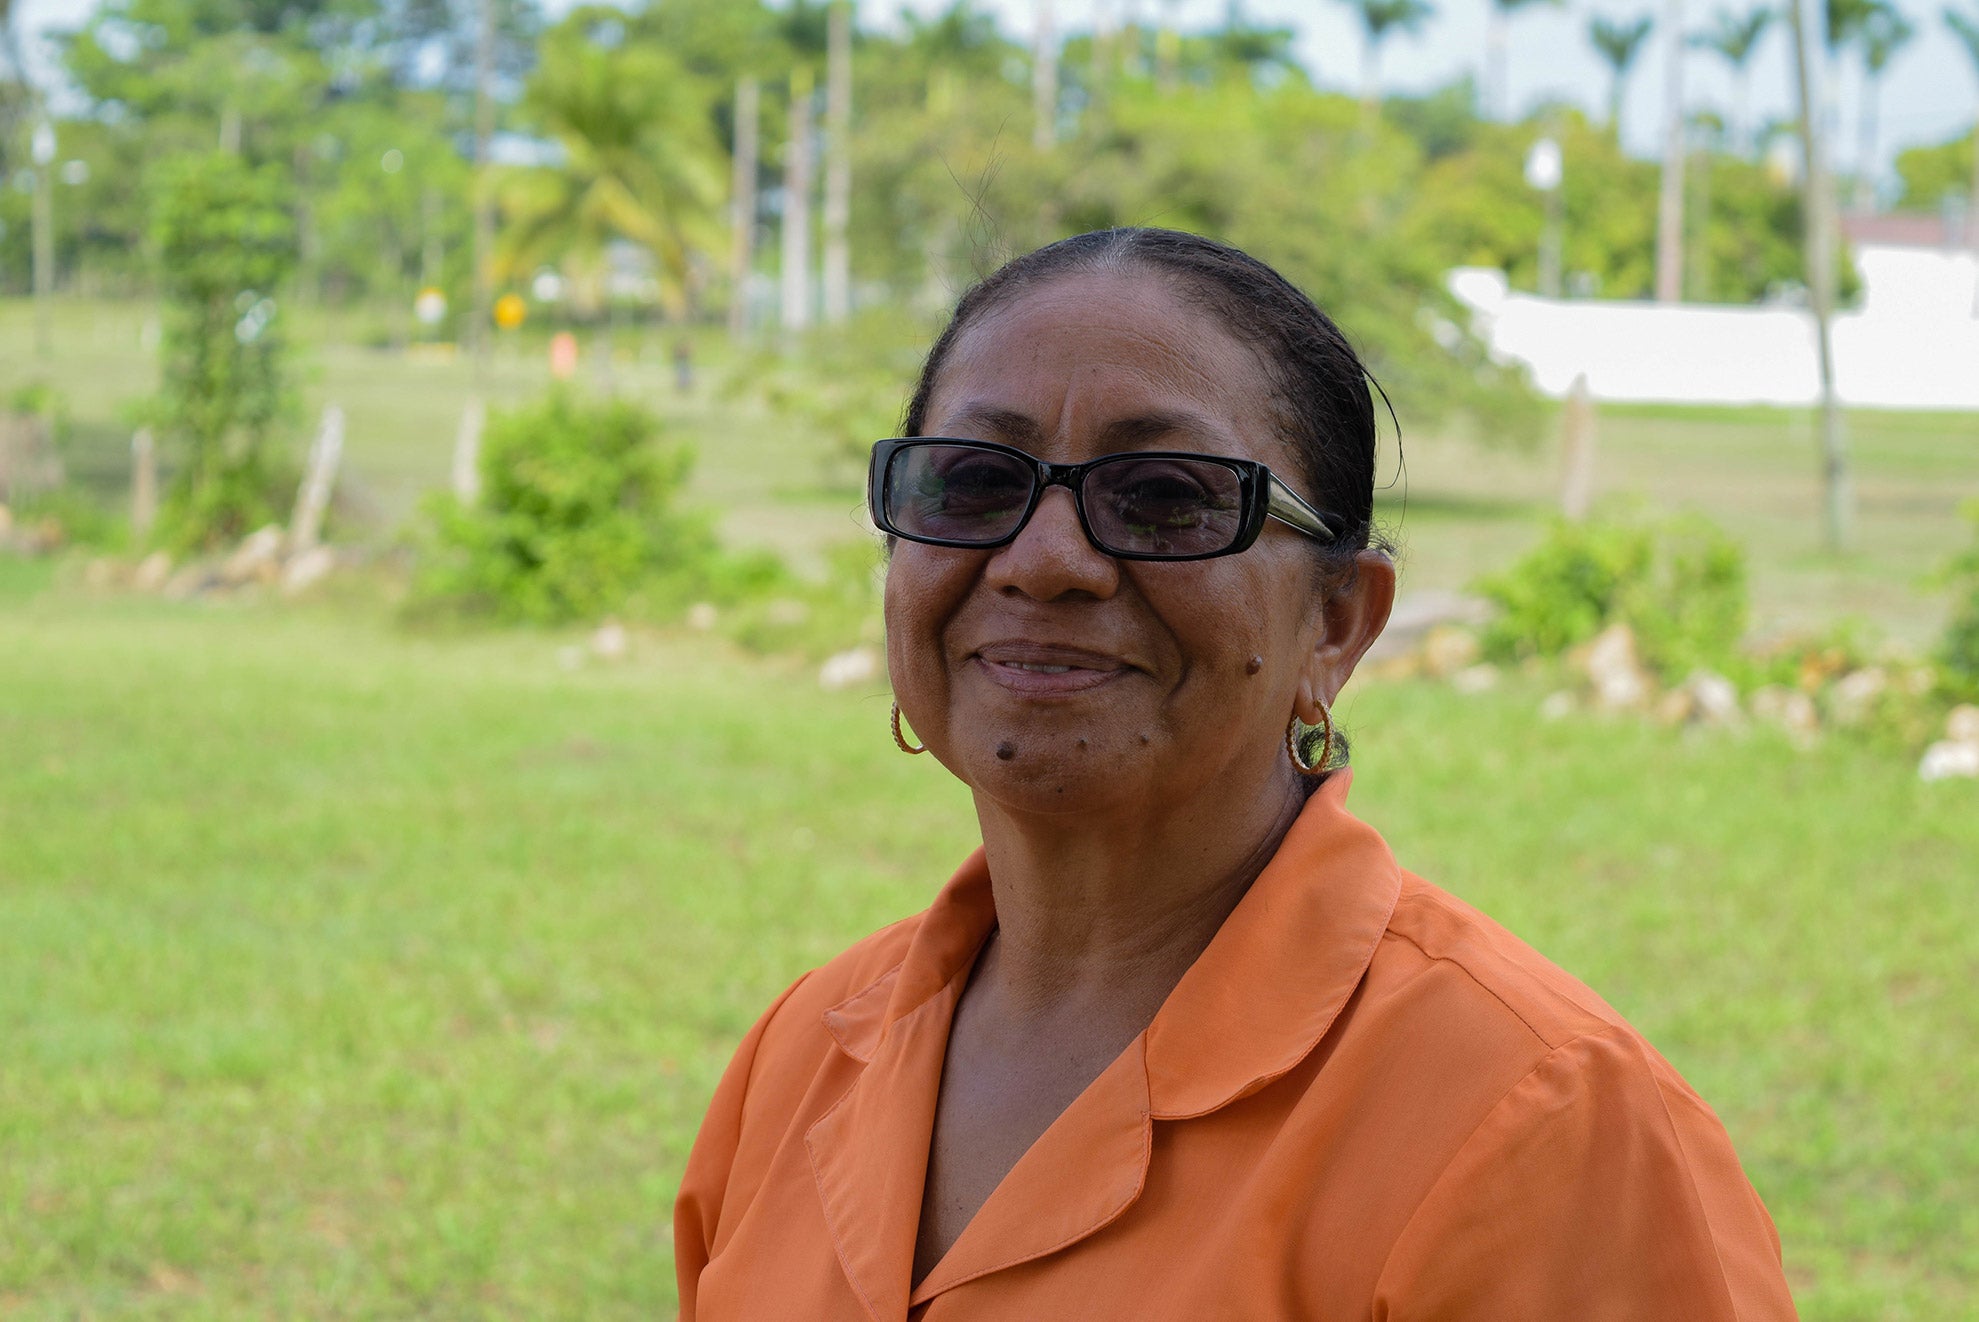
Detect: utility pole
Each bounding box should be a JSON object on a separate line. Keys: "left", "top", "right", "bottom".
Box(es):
{"left": 1787, "top": 0, "right": 1852, "bottom": 551}
{"left": 729, "top": 76, "right": 760, "bottom": 339}
{"left": 469, "top": 0, "right": 496, "bottom": 371}
{"left": 823, "top": 2, "right": 852, "bottom": 325}
{"left": 782, "top": 65, "right": 814, "bottom": 337}
{"left": 1653, "top": 0, "right": 1687, "bottom": 302}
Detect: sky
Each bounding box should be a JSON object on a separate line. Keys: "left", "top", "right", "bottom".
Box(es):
{"left": 13, "top": 0, "right": 1978, "bottom": 190}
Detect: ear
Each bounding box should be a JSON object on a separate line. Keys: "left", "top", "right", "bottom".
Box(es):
{"left": 1294, "top": 550, "right": 1397, "bottom": 722}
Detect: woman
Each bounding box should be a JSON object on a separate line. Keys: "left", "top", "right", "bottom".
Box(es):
{"left": 675, "top": 230, "right": 1796, "bottom": 1320}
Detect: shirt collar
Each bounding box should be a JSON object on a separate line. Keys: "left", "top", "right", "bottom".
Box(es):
{"left": 822, "top": 770, "right": 1401, "bottom": 1117}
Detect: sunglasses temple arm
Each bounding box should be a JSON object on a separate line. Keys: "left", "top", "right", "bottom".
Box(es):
{"left": 1265, "top": 474, "right": 1337, "bottom": 544}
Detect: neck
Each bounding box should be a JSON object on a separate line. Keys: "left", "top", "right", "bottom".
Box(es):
{"left": 968, "top": 769, "right": 1310, "bottom": 1030}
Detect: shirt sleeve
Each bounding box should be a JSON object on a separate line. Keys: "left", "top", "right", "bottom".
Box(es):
{"left": 1371, "top": 1026, "right": 1797, "bottom": 1321}
{"left": 673, "top": 972, "right": 812, "bottom": 1322}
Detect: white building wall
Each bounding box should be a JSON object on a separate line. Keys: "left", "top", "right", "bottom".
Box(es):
{"left": 1449, "top": 245, "right": 1979, "bottom": 411}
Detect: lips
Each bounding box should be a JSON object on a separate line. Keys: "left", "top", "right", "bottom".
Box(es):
{"left": 971, "top": 641, "right": 1134, "bottom": 697}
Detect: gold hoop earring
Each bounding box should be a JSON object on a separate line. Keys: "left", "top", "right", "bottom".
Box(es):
{"left": 1286, "top": 701, "right": 1334, "bottom": 776}
{"left": 891, "top": 701, "right": 927, "bottom": 755}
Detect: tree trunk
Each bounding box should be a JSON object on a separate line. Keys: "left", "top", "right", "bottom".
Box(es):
{"left": 729, "top": 76, "right": 760, "bottom": 339}
{"left": 31, "top": 135, "right": 51, "bottom": 358}
{"left": 824, "top": 3, "right": 852, "bottom": 325}
{"left": 782, "top": 66, "right": 815, "bottom": 337}
{"left": 1853, "top": 73, "right": 1879, "bottom": 210}
{"left": 1654, "top": 0, "right": 1687, "bottom": 302}
{"left": 1786, "top": 0, "right": 1852, "bottom": 552}
{"left": 469, "top": 0, "right": 496, "bottom": 371}
{"left": 1487, "top": 8, "right": 1510, "bottom": 119}
{"left": 1034, "top": 0, "right": 1059, "bottom": 149}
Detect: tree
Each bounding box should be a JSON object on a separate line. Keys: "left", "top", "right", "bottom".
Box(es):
{"left": 1691, "top": 7, "right": 1774, "bottom": 154}
{"left": 1343, "top": 0, "right": 1435, "bottom": 113}
{"left": 1853, "top": 4, "right": 1913, "bottom": 204}
{"left": 1589, "top": 14, "right": 1653, "bottom": 135}
{"left": 498, "top": 7, "right": 725, "bottom": 319}
{"left": 1486, "top": 0, "right": 1563, "bottom": 120}
{"left": 1945, "top": 4, "right": 1979, "bottom": 250}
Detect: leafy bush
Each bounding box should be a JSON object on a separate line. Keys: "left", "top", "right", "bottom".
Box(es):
{"left": 416, "top": 389, "right": 732, "bottom": 624}
{"left": 148, "top": 152, "right": 301, "bottom": 550}
{"left": 1478, "top": 512, "right": 1748, "bottom": 680}
{"left": 1939, "top": 500, "right": 1979, "bottom": 701}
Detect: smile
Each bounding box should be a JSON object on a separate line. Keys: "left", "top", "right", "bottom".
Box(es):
{"left": 971, "top": 645, "right": 1132, "bottom": 697}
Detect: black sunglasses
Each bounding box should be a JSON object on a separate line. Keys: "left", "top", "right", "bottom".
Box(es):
{"left": 868, "top": 437, "right": 1340, "bottom": 562}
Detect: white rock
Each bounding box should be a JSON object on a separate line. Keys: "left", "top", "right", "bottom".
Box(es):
{"left": 1946, "top": 705, "right": 1979, "bottom": 746}
{"left": 1583, "top": 623, "right": 1651, "bottom": 710}
{"left": 279, "top": 545, "right": 336, "bottom": 597}
{"left": 132, "top": 551, "right": 173, "bottom": 593}
{"left": 1828, "top": 667, "right": 1888, "bottom": 728}
{"left": 819, "top": 647, "right": 880, "bottom": 692}
{"left": 1450, "top": 663, "right": 1499, "bottom": 694}
{"left": 1751, "top": 685, "right": 1819, "bottom": 746}
{"left": 685, "top": 602, "right": 718, "bottom": 631}
{"left": 1918, "top": 740, "right": 1979, "bottom": 782}
{"left": 1685, "top": 670, "right": 1743, "bottom": 726}
{"left": 219, "top": 524, "right": 284, "bottom": 585}
{"left": 589, "top": 619, "right": 629, "bottom": 661}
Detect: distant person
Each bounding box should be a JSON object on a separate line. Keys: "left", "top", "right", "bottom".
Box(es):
{"left": 675, "top": 228, "right": 1797, "bottom": 1319}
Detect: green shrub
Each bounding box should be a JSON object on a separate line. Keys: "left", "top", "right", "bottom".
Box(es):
{"left": 415, "top": 389, "right": 724, "bottom": 624}
{"left": 1939, "top": 500, "right": 1979, "bottom": 701}
{"left": 147, "top": 152, "right": 301, "bottom": 551}
{"left": 1478, "top": 512, "right": 1749, "bottom": 680}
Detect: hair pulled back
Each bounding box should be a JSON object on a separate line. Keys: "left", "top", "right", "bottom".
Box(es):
{"left": 902, "top": 228, "right": 1390, "bottom": 565}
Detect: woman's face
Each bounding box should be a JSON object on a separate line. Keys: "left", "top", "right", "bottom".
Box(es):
{"left": 886, "top": 270, "right": 1379, "bottom": 819}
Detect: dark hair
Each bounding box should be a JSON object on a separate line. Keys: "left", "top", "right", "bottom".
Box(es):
{"left": 901, "top": 227, "right": 1394, "bottom": 570}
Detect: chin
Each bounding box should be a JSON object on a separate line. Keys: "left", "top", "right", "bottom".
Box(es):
{"left": 952, "top": 730, "right": 1147, "bottom": 816}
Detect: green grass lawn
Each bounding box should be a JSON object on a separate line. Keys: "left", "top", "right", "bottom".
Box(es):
{"left": 1, "top": 566, "right": 1974, "bottom": 1318}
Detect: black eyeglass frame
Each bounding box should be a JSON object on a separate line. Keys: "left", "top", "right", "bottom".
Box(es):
{"left": 868, "top": 436, "right": 1341, "bottom": 562}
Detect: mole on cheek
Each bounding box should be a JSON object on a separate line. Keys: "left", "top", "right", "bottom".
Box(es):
{"left": 996, "top": 741, "right": 1017, "bottom": 761}
{"left": 1246, "top": 655, "right": 1264, "bottom": 676}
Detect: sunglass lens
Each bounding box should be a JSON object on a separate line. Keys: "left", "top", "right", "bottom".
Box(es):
{"left": 1084, "top": 456, "right": 1244, "bottom": 557}
{"left": 885, "top": 444, "right": 1034, "bottom": 544}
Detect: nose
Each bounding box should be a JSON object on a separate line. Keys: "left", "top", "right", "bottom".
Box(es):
{"left": 984, "top": 486, "right": 1121, "bottom": 601}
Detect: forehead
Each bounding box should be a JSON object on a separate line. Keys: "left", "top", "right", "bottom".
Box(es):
{"left": 924, "top": 270, "right": 1286, "bottom": 462}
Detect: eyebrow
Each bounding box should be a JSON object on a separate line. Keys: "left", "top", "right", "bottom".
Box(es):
{"left": 937, "top": 403, "right": 1227, "bottom": 451}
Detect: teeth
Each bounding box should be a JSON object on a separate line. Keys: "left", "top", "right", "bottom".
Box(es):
{"left": 1010, "top": 663, "right": 1074, "bottom": 674}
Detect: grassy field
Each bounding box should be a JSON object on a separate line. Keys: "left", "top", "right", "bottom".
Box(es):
{"left": 4, "top": 298, "right": 1977, "bottom": 647}
{"left": 1, "top": 559, "right": 1976, "bottom": 1318}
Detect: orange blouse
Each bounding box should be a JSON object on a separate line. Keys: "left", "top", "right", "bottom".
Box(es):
{"left": 674, "top": 773, "right": 1797, "bottom": 1320}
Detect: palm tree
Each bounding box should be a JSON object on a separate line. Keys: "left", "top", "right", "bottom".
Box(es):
{"left": 1691, "top": 8, "right": 1773, "bottom": 154}
{"left": 1486, "top": 0, "right": 1563, "bottom": 119}
{"left": 1343, "top": 0, "right": 1435, "bottom": 112}
{"left": 1948, "top": 4, "right": 1979, "bottom": 250}
{"left": 499, "top": 8, "right": 725, "bottom": 319}
{"left": 1853, "top": 4, "right": 1913, "bottom": 205}
{"left": 1589, "top": 14, "right": 1654, "bottom": 135}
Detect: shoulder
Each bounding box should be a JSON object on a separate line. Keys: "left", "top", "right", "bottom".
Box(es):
{"left": 1360, "top": 877, "right": 1793, "bottom": 1317}
{"left": 1378, "top": 870, "right": 1641, "bottom": 1054}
